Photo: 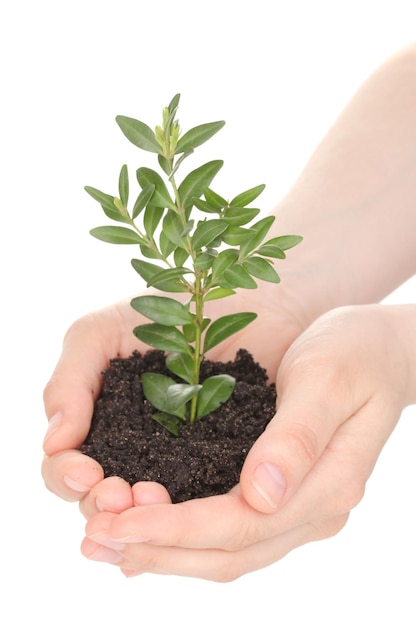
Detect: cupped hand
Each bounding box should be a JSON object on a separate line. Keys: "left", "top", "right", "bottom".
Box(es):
{"left": 79, "top": 304, "right": 410, "bottom": 580}
{"left": 42, "top": 282, "right": 303, "bottom": 502}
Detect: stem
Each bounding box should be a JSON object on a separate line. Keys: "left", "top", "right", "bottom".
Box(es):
{"left": 189, "top": 272, "right": 204, "bottom": 424}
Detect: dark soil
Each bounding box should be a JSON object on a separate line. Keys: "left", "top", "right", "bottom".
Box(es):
{"left": 79, "top": 349, "right": 276, "bottom": 503}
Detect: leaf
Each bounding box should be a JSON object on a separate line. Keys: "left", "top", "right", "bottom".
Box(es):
{"left": 229, "top": 184, "right": 265, "bottom": 207}
{"left": 255, "top": 243, "right": 286, "bottom": 259}
{"left": 131, "top": 258, "right": 163, "bottom": 283}
{"left": 218, "top": 264, "right": 257, "bottom": 289}
{"left": 193, "top": 198, "right": 222, "bottom": 214}
{"left": 152, "top": 412, "right": 181, "bottom": 436}
{"left": 222, "top": 206, "right": 260, "bottom": 226}
{"left": 130, "top": 295, "right": 193, "bottom": 326}
{"left": 116, "top": 115, "right": 161, "bottom": 153}
{"left": 238, "top": 216, "right": 275, "bottom": 258}
{"left": 191, "top": 219, "right": 228, "bottom": 249}
{"left": 166, "top": 352, "right": 195, "bottom": 384}
{"left": 134, "top": 323, "right": 191, "bottom": 353}
{"left": 176, "top": 121, "right": 225, "bottom": 154}
{"left": 204, "top": 287, "right": 236, "bottom": 302}
{"left": 159, "top": 230, "right": 177, "bottom": 258}
{"left": 204, "top": 187, "right": 227, "bottom": 210}
{"left": 118, "top": 164, "right": 129, "bottom": 208}
{"left": 141, "top": 373, "right": 186, "bottom": 417}
{"left": 143, "top": 204, "right": 164, "bottom": 237}
{"left": 145, "top": 267, "right": 191, "bottom": 292}
{"left": 167, "top": 383, "right": 202, "bottom": 412}
{"left": 211, "top": 248, "right": 239, "bottom": 282}
{"left": 262, "top": 234, "right": 303, "bottom": 251}
{"left": 203, "top": 312, "right": 257, "bottom": 353}
{"left": 132, "top": 184, "right": 155, "bottom": 219}
{"left": 242, "top": 257, "right": 281, "bottom": 283}
{"left": 194, "top": 251, "right": 215, "bottom": 271}
{"left": 163, "top": 211, "right": 188, "bottom": 246}
{"left": 178, "top": 160, "right": 223, "bottom": 210}
{"left": 222, "top": 226, "right": 253, "bottom": 246}
{"left": 85, "top": 186, "right": 129, "bottom": 224}
{"left": 196, "top": 375, "right": 235, "bottom": 418}
{"left": 89, "top": 226, "right": 143, "bottom": 245}
{"left": 136, "top": 167, "right": 175, "bottom": 209}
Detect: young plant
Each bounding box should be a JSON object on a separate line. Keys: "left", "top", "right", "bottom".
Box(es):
{"left": 85, "top": 94, "right": 302, "bottom": 435}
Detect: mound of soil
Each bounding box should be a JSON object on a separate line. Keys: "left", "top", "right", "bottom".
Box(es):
{"left": 79, "top": 348, "right": 276, "bottom": 503}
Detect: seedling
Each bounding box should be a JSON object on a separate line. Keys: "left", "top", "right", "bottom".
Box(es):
{"left": 85, "top": 94, "right": 302, "bottom": 434}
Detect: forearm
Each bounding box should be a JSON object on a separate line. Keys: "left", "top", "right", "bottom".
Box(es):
{"left": 384, "top": 304, "right": 416, "bottom": 407}
{"left": 271, "top": 43, "right": 416, "bottom": 324}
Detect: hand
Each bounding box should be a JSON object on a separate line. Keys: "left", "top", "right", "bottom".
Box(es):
{"left": 42, "top": 282, "right": 304, "bottom": 502}
{"left": 78, "top": 304, "right": 412, "bottom": 580}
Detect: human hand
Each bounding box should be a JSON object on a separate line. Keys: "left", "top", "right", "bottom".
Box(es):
{"left": 42, "top": 281, "right": 304, "bottom": 502}
{"left": 78, "top": 304, "right": 415, "bottom": 579}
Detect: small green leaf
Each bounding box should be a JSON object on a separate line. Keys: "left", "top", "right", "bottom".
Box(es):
{"left": 116, "top": 115, "right": 161, "bottom": 153}
{"left": 141, "top": 373, "right": 186, "bottom": 417}
{"left": 130, "top": 295, "right": 193, "bottom": 325}
{"left": 176, "top": 121, "right": 225, "bottom": 154}
{"left": 193, "top": 198, "right": 222, "bottom": 214}
{"left": 90, "top": 226, "right": 143, "bottom": 245}
{"left": 238, "top": 216, "right": 275, "bottom": 258}
{"left": 159, "top": 230, "right": 177, "bottom": 258}
{"left": 137, "top": 167, "right": 175, "bottom": 210}
{"left": 203, "top": 312, "right": 257, "bottom": 353}
{"left": 229, "top": 184, "right": 265, "bottom": 207}
{"left": 222, "top": 226, "right": 253, "bottom": 245}
{"left": 196, "top": 375, "right": 235, "bottom": 418}
{"left": 118, "top": 164, "right": 129, "bottom": 208}
{"left": 167, "top": 383, "right": 202, "bottom": 412}
{"left": 211, "top": 248, "right": 239, "bottom": 282}
{"left": 192, "top": 219, "right": 228, "bottom": 249}
{"left": 204, "top": 287, "right": 236, "bottom": 302}
{"left": 242, "top": 257, "right": 281, "bottom": 283}
{"left": 163, "top": 211, "right": 188, "bottom": 246}
{"left": 146, "top": 267, "right": 191, "bottom": 289}
{"left": 134, "top": 323, "right": 191, "bottom": 353}
{"left": 262, "top": 234, "right": 303, "bottom": 251}
{"left": 223, "top": 206, "right": 260, "bottom": 226}
{"left": 218, "top": 264, "right": 257, "bottom": 289}
{"left": 152, "top": 412, "right": 181, "bottom": 436}
{"left": 255, "top": 243, "right": 286, "bottom": 259}
{"left": 178, "top": 160, "right": 223, "bottom": 210}
{"left": 204, "top": 188, "right": 227, "bottom": 210}
{"left": 194, "top": 251, "right": 215, "bottom": 271}
{"left": 166, "top": 352, "right": 195, "bottom": 384}
{"left": 131, "top": 259, "right": 163, "bottom": 282}
{"left": 85, "top": 186, "right": 129, "bottom": 224}
{"left": 143, "top": 204, "right": 164, "bottom": 237}
{"left": 132, "top": 184, "right": 155, "bottom": 219}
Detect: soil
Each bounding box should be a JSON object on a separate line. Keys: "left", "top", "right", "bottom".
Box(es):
{"left": 79, "top": 348, "right": 276, "bottom": 503}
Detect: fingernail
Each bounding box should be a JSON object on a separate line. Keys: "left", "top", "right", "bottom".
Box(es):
{"left": 87, "top": 531, "right": 126, "bottom": 551}
{"left": 63, "top": 475, "right": 90, "bottom": 493}
{"left": 251, "top": 462, "right": 287, "bottom": 509}
{"left": 87, "top": 546, "right": 124, "bottom": 564}
{"left": 44, "top": 411, "right": 63, "bottom": 443}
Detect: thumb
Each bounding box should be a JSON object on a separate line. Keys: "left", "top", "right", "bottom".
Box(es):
{"left": 240, "top": 337, "right": 351, "bottom": 513}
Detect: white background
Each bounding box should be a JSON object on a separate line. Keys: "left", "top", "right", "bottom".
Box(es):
{"left": 1, "top": 1, "right": 416, "bottom": 624}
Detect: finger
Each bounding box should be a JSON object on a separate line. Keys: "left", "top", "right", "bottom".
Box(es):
{"left": 41, "top": 450, "right": 104, "bottom": 502}
{"left": 132, "top": 481, "right": 172, "bottom": 506}
{"left": 79, "top": 476, "right": 134, "bottom": 519}
{"left": 82, "top": 515, "right": 348, "bottom": 581}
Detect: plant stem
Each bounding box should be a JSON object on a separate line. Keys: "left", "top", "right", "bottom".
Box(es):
{"left": 190, "top": 271, "right": 204, "bottom": 423}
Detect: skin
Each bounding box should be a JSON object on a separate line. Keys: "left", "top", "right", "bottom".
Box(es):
{"left": 42, "top": 43, "right": 416, "bottom": 580}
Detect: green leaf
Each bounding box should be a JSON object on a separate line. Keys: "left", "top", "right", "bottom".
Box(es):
{"left": 204, "top": 188, "right": 227, "bottom": 210}
{"left": 167, "top": 383, "right": 202, "bottom": 412}
{"left": 255, "top": 243, "right": 286, "bottom": 259}
{"left": 242, "top": 257, "right": 281, "bottom": 283}
{"left": 130, "top": 260, "right": 188, "bottom": 292}
{"left": 152, "top": 412, "right": 181, "bottom": 436}
{"left": 196, "top": 375, "right": 235, "bottom": 418}
{"left": 141, "top": 373, "right": 186, "bottom": 418}
{"left": 222, "top": 226, "right": 253, "bottom": 245}
{"left": 136, "top": 167, "right": 175, "bottom": 209}
{"left": 118, "top": 164, "right": 129, "bottom": 208}
{"left": 211, "top": 248, "right": 239, "bottom": 282}
{"left": 131, "top": 258, "right": 163, "bottom": 282}
{"left": 174, "top": 246, "right": 190, "bottom": 267}
{"left": 116, "top": 115, "right": 161, "bottom": 153}
{"left": 143, "top": 204, "right": 164, "bottom": 237}
{"left": 134, "top": 323, "right": 191, "bottom": 353}
{"left": 90, "top": 226, "right": 143, "bottom": 245}
{"left": 222, "top": 206, "right": 260, "bottom": 226}
{"left": 238, "top": 216, "right": 275, "bottom": 258}
{"left": 85, "top": 186, "right": 129, "bottom": 224}
{"left": 146, "top": 267, "right": 192, "bottom": 290}
{"left": 176, "top": 121, "right": 225, "bottom": 154}
{"left": 132, "top": 184, "right": 155, "bottom": 219}
{"left": 262, "top": 234, "right": 303, "bottom": 251}
{"left": 163, "top": 211, "right": 188, "bottom": 246}
{"left": 203, "top": 312, "right": 257, "bottom": 353}
{"left": 130, "top": 295, "right": 193, "bottom": 326}
{"left": 191, "top": 219, "right": 228, "bottom": 249}
{"left": 229, "top": 184, "right": 265, "bottom": 207}
{"left": 178, "top": 160, "right": 223, "bottom": 210}
{"left": 204, "top": 287, "right": 236, "bottom": 302}
{"left": 218, "top": 264, "right": 257, "bottom": 289}
{"left": 193, "top": 198, "right": 222, "bottom": 214}
{"left": 194, "top": 251, "right": 215, "bottom": 271}
{"left": 159, "top": 230, "right": 177, "bottom": 258}
{"left": 166, "top": 352, "right": 195, "bottom": 384}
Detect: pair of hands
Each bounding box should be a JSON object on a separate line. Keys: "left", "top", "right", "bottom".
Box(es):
{"left": 42, "top": 290, "right": 406, "bottom": 581}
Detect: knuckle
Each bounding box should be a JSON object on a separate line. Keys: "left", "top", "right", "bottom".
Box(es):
{"left": 282, "top": 422, "right": 320, "bottom": 467}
